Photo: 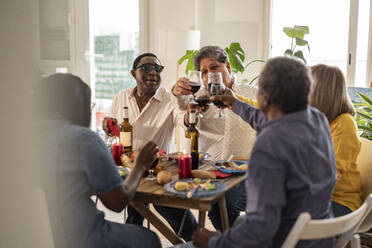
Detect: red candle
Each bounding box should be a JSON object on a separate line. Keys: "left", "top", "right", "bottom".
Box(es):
{"left": 112, "top": 143, "right": 123, "bottom": 165}
{"left": 178, "top": 153, "right": 191, "bottom": 179}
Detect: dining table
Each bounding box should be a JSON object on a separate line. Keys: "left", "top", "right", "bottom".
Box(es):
{"left": 129, "top": 158, "right": 247, "bottom": 245}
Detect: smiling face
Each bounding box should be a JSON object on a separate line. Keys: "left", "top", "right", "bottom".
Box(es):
{"left": 131, "top": 56, "right": 162, "bottom": 95}
{"left": 199, "top": 58, "right": 232, "bottom": 89}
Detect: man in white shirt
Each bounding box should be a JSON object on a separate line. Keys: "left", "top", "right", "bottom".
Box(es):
{"left": 103, "top": 53, "right": 197, "bottom": 241}
{"left": 171, "top": 46, "right": 247, "bottom": 231}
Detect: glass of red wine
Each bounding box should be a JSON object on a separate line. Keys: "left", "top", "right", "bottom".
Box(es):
{"left": 187, "top": 70, "right": 205, "bottom": 117}
{"left": 208, "top": 72, "right": 225, "bottom": 118}
{"left": 188, "top": 71, "right": 202, "bottom": 101}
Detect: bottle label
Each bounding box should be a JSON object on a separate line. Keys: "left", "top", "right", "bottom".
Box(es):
{"left": 189, "top": 112, "right": 196, "bottom": 124}
{"left": 184, "top": 138, "right": 191, "bottom": 154}
{"left": 120, "top": 132, "right": 132, "bottom": 147}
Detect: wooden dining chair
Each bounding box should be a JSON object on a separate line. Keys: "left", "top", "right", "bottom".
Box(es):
{"left": 281, "top": 194, "right": 372, "bottom": 248}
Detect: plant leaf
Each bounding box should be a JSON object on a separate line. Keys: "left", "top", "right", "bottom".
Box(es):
{"left": 228, "top": 42, "right": 245, "bottom": 62}
{"left": 357, "top": 125, "right": 372, "bottom": 133}
{"left": 178, "top": 50, "right": 195, "bottom": 65}
{"left": 225, "top": 47, "right": 245, "bottom": 73}
{"left": 294, "top": 50, "right": 306, "bottom": 64}
{"left": 283, "top": 27, "right": 295, "bottom": 38}
{"left": 294, "top": 25, "right": 309, "bottom": 34}
{"left": 284, "top": 49, "right": 293, "bottom": 56}
{"left": 357, "top": 111, "right": 372, "bottom": 121}
{"left": 185, "top": 50, "right": 197, "bottom": 75}
{"left": 283, "top": 26, "right": 308, "bottom": 39}
{"left": 296, "top": 38, "right": 308, "bottom": 46}
{"left": 357, "top": 91, "right": 372, "bottom": 107}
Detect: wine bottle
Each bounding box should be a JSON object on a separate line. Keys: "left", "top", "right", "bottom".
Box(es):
{"left": 185, "top": 112, "right": 199, "bottom": 170}
{"left": 120, "top": 107, "right": 133, "bottom": 153}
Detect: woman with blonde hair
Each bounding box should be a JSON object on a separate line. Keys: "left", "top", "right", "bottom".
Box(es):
{"left": 311, "top": 64, "right": 363, "bottom": 217}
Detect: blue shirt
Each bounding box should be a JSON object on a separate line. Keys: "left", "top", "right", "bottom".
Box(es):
{"left": 37, "top": 120, "right": 123, "bottom": 248}
{"left": 209, "top": 101, "right": 337, "bottom": 248}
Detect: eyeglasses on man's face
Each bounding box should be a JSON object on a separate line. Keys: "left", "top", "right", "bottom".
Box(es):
{"left": 135, "top": 63, "right": 164, "bottom": 74}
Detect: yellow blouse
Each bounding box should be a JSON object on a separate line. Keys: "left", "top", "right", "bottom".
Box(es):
{"left": 235, "top": 95, "right": 364, "bottom": 211}
{"left": 235, "top": 94, "right": 260, "bottom": 108}
{"left": 330, "top": 113, "right": 363, "bottom": 211}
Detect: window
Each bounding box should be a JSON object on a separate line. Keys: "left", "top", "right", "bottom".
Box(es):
{"left": 89, "top": 0, "right": 139, "bottom": 131}
{"left": 270, "top": 0, "right": 372, "bottom": 87}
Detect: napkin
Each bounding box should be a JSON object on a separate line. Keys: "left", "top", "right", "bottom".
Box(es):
{"left": 107, "top": 118, "right": 120, "bottom": 137}
{"left": 211, "top": 170, "right": 233, "bottom": 178}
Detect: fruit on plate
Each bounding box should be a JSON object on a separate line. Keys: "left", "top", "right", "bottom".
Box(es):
{"left": 156, "top": 171, "right": 172, "bottom": 185}
{"left": 191, "top": 170, "right": 216, "bottom": 179}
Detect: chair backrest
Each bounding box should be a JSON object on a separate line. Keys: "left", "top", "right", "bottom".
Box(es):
{"left": 356, "top": 194, "right": 372, "bottom": 234}
{"left": 282, "top": 195, "right": 372, "bottom": 248}
{"left": 357, "top": 138, "right": 372, "bottom": 198}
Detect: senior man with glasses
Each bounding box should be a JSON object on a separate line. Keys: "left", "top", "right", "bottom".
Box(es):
{"left": 103, "top": 53, "right": 198, "bottom": 241}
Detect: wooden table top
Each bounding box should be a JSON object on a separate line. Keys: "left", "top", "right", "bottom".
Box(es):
{"left": 132, "top": 159, "right": 247, "bottom": 211}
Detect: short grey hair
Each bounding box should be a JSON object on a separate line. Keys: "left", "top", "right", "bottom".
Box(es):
{"left": 194, "top": 46, "right": 229, "bottom": 71}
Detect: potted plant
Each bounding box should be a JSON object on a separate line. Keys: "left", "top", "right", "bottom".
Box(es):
{"left": 283, "top": 25, "right": 310, "bottom": 64}
{"left": 355, "top": 92, "right": 372, "bottom": 140}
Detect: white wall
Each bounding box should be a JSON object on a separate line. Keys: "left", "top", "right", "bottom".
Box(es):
{"left": 147, "top": 0, "right": 269, "bottom": 89}
{"left": 0, "top": 0, "right": 54, "bottom": 247}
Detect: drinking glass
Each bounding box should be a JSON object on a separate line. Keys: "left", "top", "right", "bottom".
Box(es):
{"left": 144, "top": 154, "right": 160, "bottom": 181}
{"left": 187, "top": 71, "right": 202, "bottom": 103}
{"left": 208, "top": 72, "right": 225, "bottom": 118}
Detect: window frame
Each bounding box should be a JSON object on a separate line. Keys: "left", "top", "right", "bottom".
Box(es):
{"left": 268, "top": 0, "right": 372, "bottom": 87}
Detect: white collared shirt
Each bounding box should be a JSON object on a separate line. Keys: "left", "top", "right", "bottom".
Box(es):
{"left": 107, "top": 87, "right": 186, "bottom": 153}
{"left": 176, "top": 84, "right": 258, "bottom": 160}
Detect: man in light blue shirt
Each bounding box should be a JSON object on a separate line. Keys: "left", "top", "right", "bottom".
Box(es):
{"left": 35, "top": 74, "right": 161, "bottom": 248}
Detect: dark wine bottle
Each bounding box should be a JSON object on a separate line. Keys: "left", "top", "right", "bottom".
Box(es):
{"left": 185, "top": 112, "right": 199, "bottom": 170}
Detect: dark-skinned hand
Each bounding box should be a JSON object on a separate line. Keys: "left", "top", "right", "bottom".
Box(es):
{"left": 172, "top": 77, "right": 193, "bottom": 96}
{"left": 102, "top": 117, "right": 118, "bottom": 136}
{"left": 210, "top": 88, "right": 236, "bottom": 110}
{"left": 135, "top": 142, "right": 159, "bottom": 172}
{"left": 192, "top": 228, "right": 219, "bottom": 248}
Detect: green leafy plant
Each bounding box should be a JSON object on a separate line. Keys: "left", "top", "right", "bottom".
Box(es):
{"left": 178, "top": 42, "right": 265, "bottom": 85}
{"left": 283, "top": 25, "right": 310, "bottom": 64}
{"left": 355, "top": 92, "right": 372, "bottom": 140}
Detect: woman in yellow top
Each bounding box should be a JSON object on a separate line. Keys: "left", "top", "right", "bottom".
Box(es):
{"left": 236, "top": 64, "right": 363, "bottom": 216}
{"left": 310, "top": 64, "right": 363, "bottom": 216}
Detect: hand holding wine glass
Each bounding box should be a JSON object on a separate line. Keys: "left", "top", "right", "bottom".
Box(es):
{"left": 208, "top": 72, "right": 226, "bottom": 118}
{"left": 209, "top": 88, "right": 236, "bottom": 110}
{"left": 187, "top": 71, "right": 202, "bottom": 103}
{"left": 135, "top": 141, "right": 159, "bottom": 178}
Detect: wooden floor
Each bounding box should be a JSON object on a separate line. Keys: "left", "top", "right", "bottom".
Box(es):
{"left": 96, "top": 199, "right": 216, "bottom": 247}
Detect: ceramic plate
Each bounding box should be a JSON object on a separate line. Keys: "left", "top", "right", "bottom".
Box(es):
{"left": 212, "top": 160, "right": 248, "bottom": 174}
{"left": 164, "top": 178, "right": 225, "bottom": 197}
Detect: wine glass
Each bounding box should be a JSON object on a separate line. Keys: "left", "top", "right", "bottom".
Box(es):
{"left": 187, "top": 71, "right": 202, "bottom": 103}
{"left": 208, "top": 72, "right": 225, "bottom": 118}
{"left": 144, "top": 153, "right": 160, "bottom": 181}
{"left": 187, "top": 70, "right": 205, "bottom": 118}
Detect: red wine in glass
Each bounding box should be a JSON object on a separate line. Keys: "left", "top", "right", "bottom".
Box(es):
{"left": 195, "top": 96, "right": 209, "bottom": 107}
{"left": 189, "top": 82, "right": 201, "bottom": 94}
